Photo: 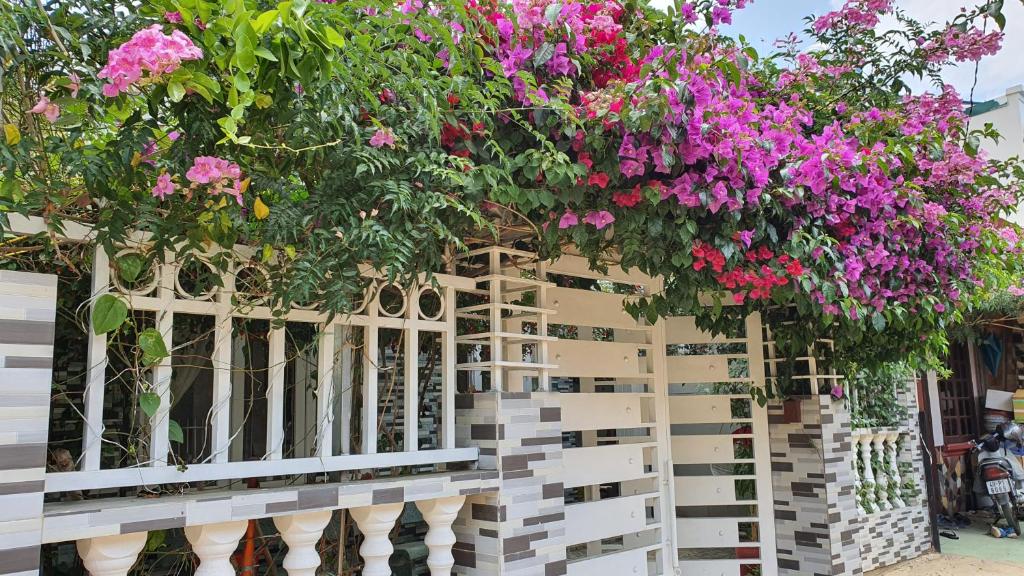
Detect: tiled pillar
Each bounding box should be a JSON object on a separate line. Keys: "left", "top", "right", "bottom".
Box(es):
{"left": 768, "top": 395, "right": 862, "bottom": 576}
{"left": 453, "top": 392, "right": 566, "bottom": 576}
{"left": 0, "top": 272, "right": 57, "bottom": 575}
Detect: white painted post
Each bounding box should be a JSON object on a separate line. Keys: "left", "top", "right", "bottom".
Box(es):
{"left": 405, "top": 286, "right": 420, "bottom": 452}
{"left": 274, "top": 510, "right": 333, "bottom": 576}
{"left": 536, "top": 261, "right": 551, "bottom": 392}
{"left": 150, "top": 255, "right": 176, "bottom": 466}
{"left": 488, "top": 249, "right": 504, "bottom": 391}
{"left": 77, "top": 532, "right": 147, "bottom": 576}
{"left": 316, "top": 325, "right": 336, "bottom": 458}
{"left": 83, "top": 245, "right": 111, "bottom": 471}
{"left": 441, "top": 286, "right": 456, "bottom": 449}
{"left": 339, "top": 325, "right": 353, "bottom": 455}
{"left": 266, "top": 326, "right": 286, "bottom": 459}
{"left": 416, "top": 496, "right": 466, "bottom": 576}
{"left": 351, "top": 502, "right": 404, "bottom": 576}
{"left": 210, "top": 308, "right": 233, "bottom": 464}
{"left": 363, "top": 287, "right": 380, "bottom": 455}
{"left": 184, "top": 520, "right": 248, "bottom": 576}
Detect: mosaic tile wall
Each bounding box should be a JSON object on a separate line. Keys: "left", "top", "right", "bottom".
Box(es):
{"left": 856, "top": 387, "right": 931, "bottom": 572}
{"left": 769, "top": 390, "right": 932, "bottom": 575}
{"left": 454, "top": 391, "right": 567, "bottom": 576}
{"left": 0, "top": 271, "right": 57, "bottom": 576}
{"left": 768, "top": 395, "right": 863, "bottom": 576}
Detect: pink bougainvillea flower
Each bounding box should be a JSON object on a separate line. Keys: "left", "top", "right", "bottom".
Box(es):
{"left": 151, "top": 173, "right": 177, "bottom": 200}
{"left": 164, "top": 11, "right": 183, "bottom": 23}
{"left": 583, "top": 210, "right": 615, "bottom": 230}
{"left": 558, "top": 210, "right": 579, "bottom": 229}
{"left": 28, "top": 95, "right": 60, "bottom": 122}
{"left": 588, "top": 172, "right": 610, "bottom": 189}
{"left": 369, "top": 127, "right": 396, "bottom": 148}
{"left": 830, "top": 385, "right": 845, "bottom": 400}
{"left": 1010, "top": 286, "right": 1024, "bottom": 297}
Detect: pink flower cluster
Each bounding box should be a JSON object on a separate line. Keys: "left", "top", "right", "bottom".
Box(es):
{"left": 98, "top": 24, "right": 203, "bottom": 97}
{"left": 921, "top": 26, "right": 1003, "bottom": 64}
{"left": 812, "top": 0, "right": 892, "bottom": 34}
{"left": 153, "top": 156, "right": 245, "bottom": 204}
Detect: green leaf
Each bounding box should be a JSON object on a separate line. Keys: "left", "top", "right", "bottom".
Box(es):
{"left": 324, "top": 26, "right": 346, "bottom": 49}
{"left": 138, "top": 328, "right": 169, "bottom": 365}
{"left": 117, "top": 253, "right": 145, "bottom": 283}
{"left": 92, "top": 294, "right": 128, "bottom": 335}
{"left": 139, "top": 391, "right": 160, "bottom": 418}
{"left": 544, "top": 3, "right": 562, "bottom": 25}
{"left": 168, "top": 420, "right": 184, "bottom": 444}
{"left": 533, "top": 43, "right": 555, "bottom": 68}
{"left": 167, "top": 81, "right": 185, "bottom": 102}
{"left": 252, "top": 9, "right": 279, "bottom": 34}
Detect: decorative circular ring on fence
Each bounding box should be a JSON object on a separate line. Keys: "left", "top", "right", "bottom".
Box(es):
{"left": 417, "top": 286, "right": 444, "bottom": 321}
{"left": 350, "top": 281, "right": 376, "bottom": 315}
{"left": 232, "top": 264, "right": 270, "bottom": 305}
{"left": 175, "top": 257, "right": 219, "bottom": 301}
{"left": 377, "top": 283, "right": 407, "bottom": 318}
{"left": 110, "top": 248, "right": 159, "bottom": 296}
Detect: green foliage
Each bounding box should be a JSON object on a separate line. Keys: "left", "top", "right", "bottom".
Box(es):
{"left": 848, "top": 362, "right": 913, "bottom": 429}
{"left": 91, "top": 294, "right": 128, "bottom": 334}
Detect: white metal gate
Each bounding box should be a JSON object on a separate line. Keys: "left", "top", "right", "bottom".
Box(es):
{"left": 665, "top": 314, "right": 777, "bottom": 576}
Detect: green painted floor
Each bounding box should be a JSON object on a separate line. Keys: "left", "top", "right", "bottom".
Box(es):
{"left": 940, "top": 521, "right": 1024, "bottom": 565}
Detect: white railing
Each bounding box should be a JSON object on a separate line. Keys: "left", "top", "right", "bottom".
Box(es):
{"left": 9, "top": 216, "right": 478, "bottom": 494}
{"left": 852, "top": 428, "right": 913, "bottom": 514}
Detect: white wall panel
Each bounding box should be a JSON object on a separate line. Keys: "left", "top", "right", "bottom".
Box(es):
{"left": 566, "top": 547, "right": 647, "bottom": 576}
{"left": 561, "top": 393, "right": 643, "bottom": 431}
{"left": 563, "top": 444, "right": 649, "bottom": 488}
{"left": 564, "top": 494, "right": 650, "bottom": 546}
{"left": 550, "top": 340, "right": 647, "bottom": 379}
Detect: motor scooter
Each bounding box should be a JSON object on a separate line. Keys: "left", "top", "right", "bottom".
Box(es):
{"left": 971, "top": 422, "right": 1024, "bottom": 536}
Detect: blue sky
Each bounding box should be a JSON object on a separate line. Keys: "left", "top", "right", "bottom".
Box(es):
{"left": 648, "top": 0, "right": 1024, "bottom": 102}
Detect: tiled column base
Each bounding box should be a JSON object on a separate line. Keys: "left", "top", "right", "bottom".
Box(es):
{"left": 454, "top": 392, "right": 566, "bottom": 576}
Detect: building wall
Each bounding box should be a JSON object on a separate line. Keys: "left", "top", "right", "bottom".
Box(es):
{"left": 970, "top": 85, "right": 1024, "bottom": 225}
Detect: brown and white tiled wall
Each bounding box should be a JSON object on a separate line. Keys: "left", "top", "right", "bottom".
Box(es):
{"left": 0, "top": 271, "right": 57, "bottom": 576}
{"left": 454, "top": 391, "right": 567, "bottom": 576}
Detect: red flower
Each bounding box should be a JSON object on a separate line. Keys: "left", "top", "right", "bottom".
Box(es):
{"left": 447, "top": 93, "right": 460, "bottom": 106}
{"left": 613, "top": 185, "right": 643, "bottom": 208}
{"left": 693, "top": 259, "right": 707, "bottom": 271}
{"left": 378, "top": 89, "right": 396, "bottom": 104}
{"left": 733, "top": 291, "right": 746, "bottom": 304}
{"left": 588, "top": 172, "right": 610, "bottom": 189}
{"left": 578, "top": 152, "right": 593, "bottom": 170}
{"left": 785, "top": 260, "right": 804, "bottom": 277}
{"left": 609, "top": 99, "right": 624, "bottom": 114}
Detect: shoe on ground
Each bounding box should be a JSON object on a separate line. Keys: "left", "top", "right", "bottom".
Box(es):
{"left": 991, "top": 525, "right": 1004, "bottom": 538}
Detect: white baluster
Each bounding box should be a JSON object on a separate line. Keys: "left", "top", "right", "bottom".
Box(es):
{"left": 887, "top": 431, "right": 906, "bottom": 508}
{"left": 873, "top": 433, "right": 891, "bottom": 511}
{"left": 416, "top": 496, "right": 467, "bottom": 575}
{"left": 351, "top": 502, "right": 404, "bottom": 576}
{"left": 77, "top": 532, "right": 148, "bottom": 576}
{"left": 852, "top": 431, "right": 866, "bottom": 514}
{"left": 184, "top": 520, "right": 248, "bottom": 576}
{"left": 274, "top": 510, "right": 333, "bottom": 576}
{"left": 860, "top": 432, "right": 877, "bottom": 512}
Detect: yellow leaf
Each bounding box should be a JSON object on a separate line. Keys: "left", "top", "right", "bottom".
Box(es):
{"left": 216, "top": 196, "right": 228, "bottom": 209}
{"left": 130, "top": 151, "right": 142, "bottom": 167}
{"left": 254, "top": 196, "right": 270, "bottom": 220}
{"left": 239, "top": 177, "right": 251, "bottom": 194}
{"left": 3, "top": 124, "right": 20, "bottom": 146}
